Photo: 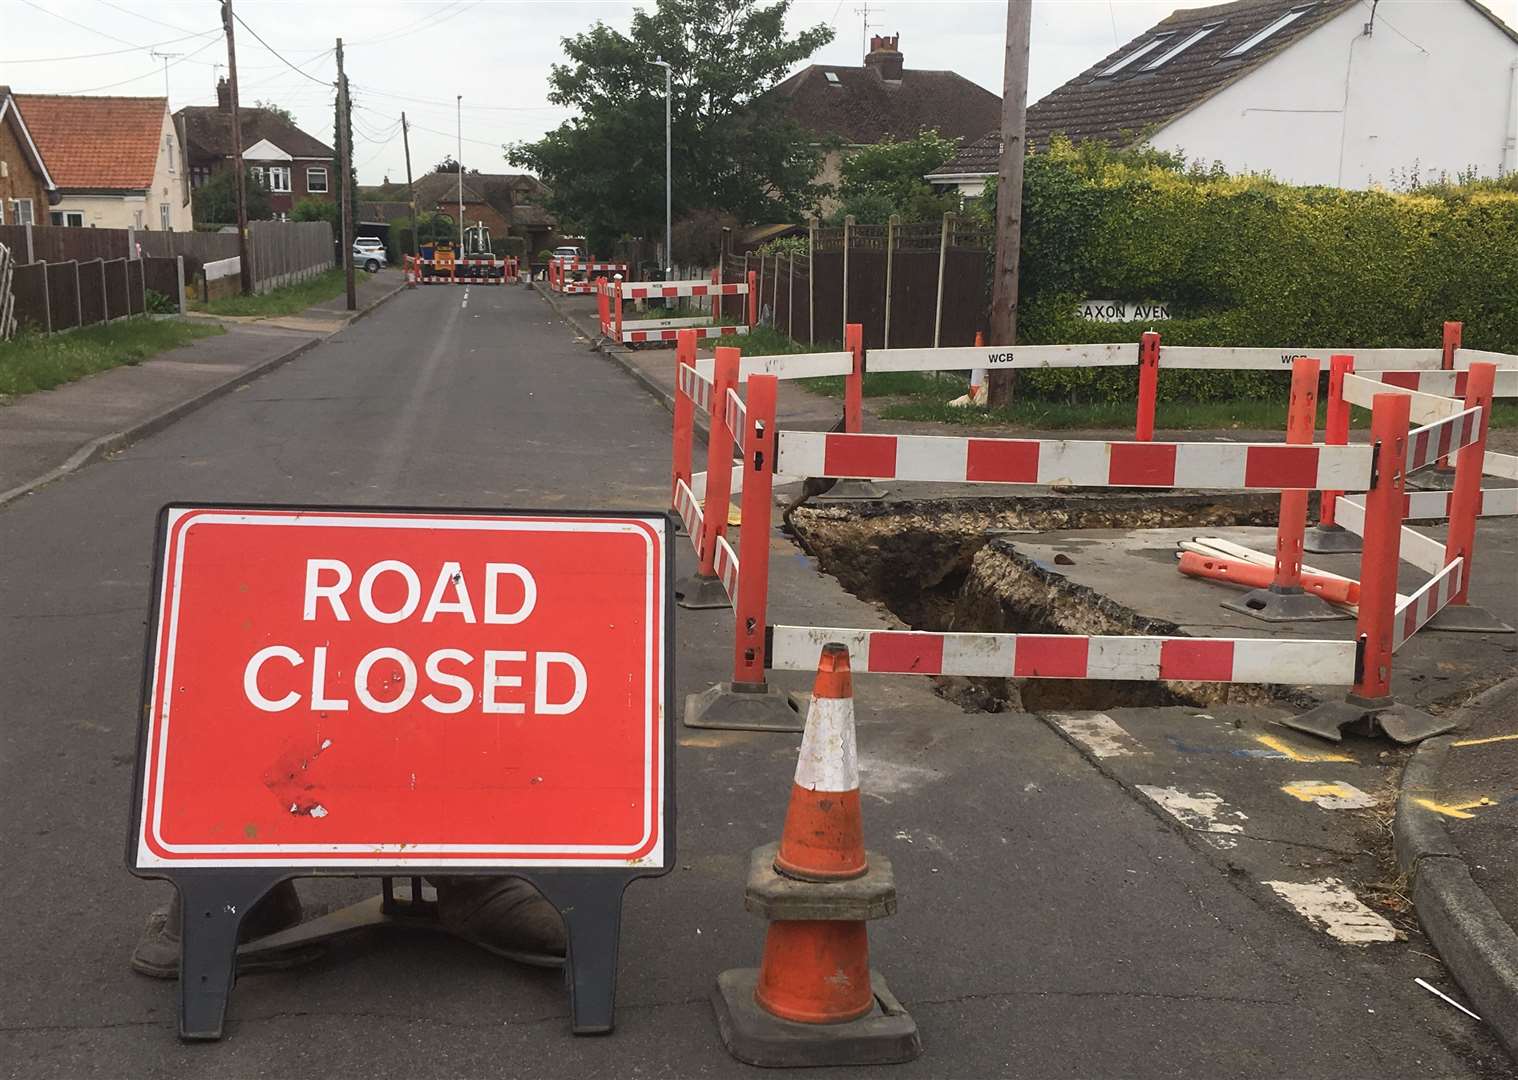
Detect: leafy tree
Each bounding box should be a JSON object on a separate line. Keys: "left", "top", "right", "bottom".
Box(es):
{"left": 254, "top": 100, "right": 295, "bottom": 124}
{"left": 508, "top": 0, "right": 833, "bottom": 255}
{"left": 432, "top": 155, "right": 480, "bottom": 174}
{"left": 831, "top": 130, "right": 961, "bottom": 224}
{"left": 291, "top": 198, "right": 338, "bottom": 225}
{"left": 191, "top": 168, "right": 272, "bottom": 225}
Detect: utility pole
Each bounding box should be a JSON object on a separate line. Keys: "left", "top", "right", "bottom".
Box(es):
{"left": 986, "top": 0, "right": 1032, "bottom": 409}
{"left": 456, "top": 95, "right": 464, "bottom": 251}
{"left": 220, "top": 0, "right": 252, "bottom": 295}
{"left": 401, "top": 111, "right": 417, "bottom": 259}
{"left": 336, "top": 38, "right": 355, "bottom": 311}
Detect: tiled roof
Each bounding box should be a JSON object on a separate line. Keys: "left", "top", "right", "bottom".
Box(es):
{"left": 0, "top": 87, "right": 58, "bottom": 190}
{"left": 926, "top": 130, "right": 1001, "bottom": 178}
{"left": 771, "top": 64, "right": 1001, "bottom": 145}
{"left": 13, "top": 94, "right": 166, "bottom": 190}
{"left": 1025, "top": 0, "right": 1355, "bottom": 148}
{"left": 176, "top": 105, "right": 334, "bottom": 160}
{"left": 413, "top": 171, "right": 544, "bottom": 207}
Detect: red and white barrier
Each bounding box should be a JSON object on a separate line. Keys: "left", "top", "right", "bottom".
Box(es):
{"left": 1394, "top": 558, "right": 1466, "bottom": 651}
{"left": 714, "top": 536, "right": 740, "bottom": 605}
{"left": 546, "top": 256, "right": 628, "bottom": 295}
{"left": 1405, "top": 407, "right": 1482, "bottom": 474}
{"left": 417, "top": 256, "right": 509, "bottom": 285}
{"left": 599, "top": 272, "right": 757, "bottom": 345}
{"left": 1355, "top": 369, "right": 1518, "bottom": 397}
{"left": 674, "top": 478, "right": 704, "bottom": 553}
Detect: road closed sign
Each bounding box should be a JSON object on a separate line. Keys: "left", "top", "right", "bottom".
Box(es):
{"left": 130, "top": 505, "right": 672, "bottom": 871}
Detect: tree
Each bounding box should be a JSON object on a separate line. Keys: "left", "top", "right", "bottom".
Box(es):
{"left": 192, "top": 168, "right": 272, "bottom": 225}
{"left": 254, "top": 99, "right": 295, "bottom": 125}
{"left": 432, "top": 155, "right": 479, "bottom": 174}
{"left": 831, "top": 131, "right": 962, "bottom": 224}
{"left": 291, "top": 197, "right": 338, "bottom": 225}
{"left": 508, "top": 0, "right": 833, "bottom": 255}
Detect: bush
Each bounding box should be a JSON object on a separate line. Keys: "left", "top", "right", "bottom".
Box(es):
{"left": 144, "top": 288, "right": 178, "bottom": 314}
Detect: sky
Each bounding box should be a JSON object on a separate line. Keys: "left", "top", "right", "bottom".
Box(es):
{"left": 4, "top": 0, "right": 1517, "bottom": 186}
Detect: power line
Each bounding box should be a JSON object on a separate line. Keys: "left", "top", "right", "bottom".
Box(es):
{"left": 348, "top": 1, "right": 480, "bottom": 47}
{"left": 233, "top": 13, "right": 335, "bottom": 86}
{"left": 15, "top": 0, "right": 217, "bottom": 54}
{"left": 0, "top": 30, "right": 217, "bottom": 64}
{"left": 377, "top": 112, "right": 505, "bottom": 150}
{"left": 350, "top": 82, "right": 564, "bottom": 113}
{"left": 61, "top": 34, "right": 223, "bottom": 96}
{"left": 94, "top": 0, "right": 204, "bottom": 36}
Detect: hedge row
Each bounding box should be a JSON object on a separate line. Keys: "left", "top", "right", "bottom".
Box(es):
{"left": 1007, "top": 140, "right": 1518, "bottom": 402}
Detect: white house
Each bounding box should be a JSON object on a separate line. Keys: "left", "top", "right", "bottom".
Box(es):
{"left": 928, "top": 0, "right": 1518, "bottom": 192}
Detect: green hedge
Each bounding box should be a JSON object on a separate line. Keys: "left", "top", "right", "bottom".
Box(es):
{"left": 1007, "top": 140, "right": 1518, "bottom": 403}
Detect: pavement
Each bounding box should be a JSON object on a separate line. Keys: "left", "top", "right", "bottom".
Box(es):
{"left": 0, "top": 269, "right": 405, "bottom": 504}
{"left": 2, "top": 279, "right": 1516, "bottom": 1076}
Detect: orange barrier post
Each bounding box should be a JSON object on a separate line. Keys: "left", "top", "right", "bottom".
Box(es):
{"left": 844, "top": 322, "right": 864, "bottom": 434}
{"left": 671, "top": 329, "right": 698, "bottom": 502}
{"left": 596, "top": 276, "right": 609, "bottom": 335}
{"left": 1425, "top": 320, "right": 1463, "bottom": 486}
{"left": 712, "top": 644, "right": 920, "bottom": 1067}
{"left": 967, "top": 330, "right": 988, "bottom": 404}
{"left": 1178, "top": 552, "right": 1358, "bottom": 606}
{"left": 1135, "top": 331, "right": 1160, "bottom": 441}
{"left": 1429, "top": 362, "right": 1512, "bottom": 633}
{"left": 747, "top": 270, "right": 758, "bottom": 328}
{"left": 1304, "top": 354, "right": 1361, "bottom": 553}
{"left": 613, "top": 274, "right": 624, "bottom": 342}
{"left": 677, "top": 347, "right": 739, "bottom": 611}
{"left": 733, "top": 374, "right": 778, "bottom": 687}
{"left": 1225, "top": 357, "right": 1345, "bottom": 622}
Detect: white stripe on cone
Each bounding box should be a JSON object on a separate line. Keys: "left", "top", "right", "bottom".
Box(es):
{"left": 793, "top": 695, "right": 860, "bottom": 793}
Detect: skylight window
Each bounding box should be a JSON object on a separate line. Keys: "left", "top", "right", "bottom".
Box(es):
{"left": 824, "top": 71, "right": 841, "bottom": 85}
{"left": 1098, "top": 34, "right": 1173, "bottom": 77}
{"left": 1140, "top": 22, "right": 1223, "bottom": 70}
{"left": 1223, "top": 6, "right": 1313, "bottom": 58}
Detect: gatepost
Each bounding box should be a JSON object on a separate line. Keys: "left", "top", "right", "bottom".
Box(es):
{"left": 128, "top": 504, "right": 675, "bottom": 1040}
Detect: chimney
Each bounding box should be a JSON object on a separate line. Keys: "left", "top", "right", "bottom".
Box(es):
{"left": 864, "top": 33, "right": 903, "bottom": 81}
{"left": 216, "top": 77, "right": 231, "bottom": 111}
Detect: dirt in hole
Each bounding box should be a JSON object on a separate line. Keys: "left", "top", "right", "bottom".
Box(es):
{"left": 786, "top": 491, "right": 1287, "bottom": 713}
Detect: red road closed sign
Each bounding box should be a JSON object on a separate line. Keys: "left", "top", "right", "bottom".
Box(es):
{"left": 131, "top": 506, "right": 671, "bottom": 870}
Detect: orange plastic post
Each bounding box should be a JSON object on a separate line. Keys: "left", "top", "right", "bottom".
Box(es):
{"left": 596, "top": 276, "right": 608, "bottom": 334}
{"left": 697, "top": 347, "right": 740, "bottom": 579}
{"left": 613, "top": 274, "right": 623, "bottom": 342}
{"left": 733, "top": 374, "right": 778, "bottom": 686}
{"left": 671, "top": 330, "right": 698, "bottom": 502}
{"left": 1135, "top": 331, "right": 1160, "bottom": 441}
{"left": 747, "top": 270, "right": 758, "bottom": 327}
{"left": 1354, "top": 392, "right": 1412, "bottom": 700}
{"left": 1434, "top": 321, "right": 1462, "bottom": 474}
{"left": 1271, "top": 357, "right": 1320, "bottom": 591}
{"left": 1319, "top": 354, "right": 1354, "bottom": 528}
{"left": 844, "top": 322, "right": 864, "bottom": 434}
{"left": 1443, "top": 362, "right": 1495, "bottom": 606}
{"left": 1177, "top": 552, "right": 1359, "bottom": 606}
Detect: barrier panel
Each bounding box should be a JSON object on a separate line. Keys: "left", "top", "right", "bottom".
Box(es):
{"left": 598, "top": 272, "right": 757, "bottom": 345}
{"left": 416, "top": 256, "right": 510, "bottom": 285}
{"left": 548, "top": 256, "right": 627, "bottom": 295}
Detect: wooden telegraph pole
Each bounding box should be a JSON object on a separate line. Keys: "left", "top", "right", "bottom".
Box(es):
{"left": 220, "top": 0, "right": 252, "bottom": 296}
{"left": 986, "top": 0, "right": 1032, "bottom": 408}
{"left": 402, "top": 112, "right": 417, "bottom": 259}
{"left": 336, "top": 38, "right": 356, "bottom": 311}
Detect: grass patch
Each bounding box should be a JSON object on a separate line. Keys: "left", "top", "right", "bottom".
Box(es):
{"left": 194, "top": 268, "right": 347, "bottom": 317}
{"left": 730, "top": 324, "right": 841, "bottom": 357}
{"left": 0, "top": 318, "right": 225, "bottom": 398}
{"left": 801, "top": 370, "right": 960, "bottom": 398}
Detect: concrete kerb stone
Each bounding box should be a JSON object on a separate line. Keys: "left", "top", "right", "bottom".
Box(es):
{"left": 0, "top": 281, "right": 408, "bottom": 509}
{"left": 1394, "top": 681, "right": 1518, "bottom": 1059}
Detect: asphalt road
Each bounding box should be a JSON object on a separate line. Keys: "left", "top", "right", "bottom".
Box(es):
{"left": 1, "top": 283, "right": 1512, "bottom": 1078}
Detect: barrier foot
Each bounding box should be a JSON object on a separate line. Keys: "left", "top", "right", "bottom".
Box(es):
{"left": 684, "top": 682, "right": 804, "bottom": 732}
{"left": 1221, "top": 585, "right": 1352, "bottom": 623}
{"left": 816, "top": 478, "right": 888, "bottom": 502}
{"left": 1302, "top": 524, "right": 1362, "bottom": 555}
{"left": 1283, "top": 694, "right": 1456, "bottom": 744}
{"left": 712, "top": 967, "right": 921, "bottom": 1068}
{"left": 1407, "top": 466, "right": 1458, "bottom": 492}
{"left": 1425, "top": 605, "right": 1516, "bottom": 634}
{"left": 676, "top": 573, "right": 731, "bottom": 610}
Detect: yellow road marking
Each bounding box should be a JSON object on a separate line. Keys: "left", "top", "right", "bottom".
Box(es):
{"left": 1255, "top": 734, "right": 1354, "bottom": 763}
{"left": 1412, "top": 797, "right": 1495, "bottom": 820}
{"left": 1283, "top": 782, "right": 1355, "bottom": 802}
{"left": 1451, "top": 733, "right": 1518, "bottom": 747}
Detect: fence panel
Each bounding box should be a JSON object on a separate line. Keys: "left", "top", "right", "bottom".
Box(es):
{"left": 247, "top": 220, "right": 334, "bottom": 292}
{"left": 127, "top": 259, "right": 145, "bottom": 315}
{"left": 812, "top": 251, "right": 843, "bottom": 346}
{"left": 142, "top": 257, "right": 181, "bottom": 308}
{"left": 79, "top": 259, "right": 106, "bottom": 326}
{"left": 104, "top": 258, "right": 129, "bottom": 320}
{"left": 46, "top": 261, "right": 80, "bottom": 330}
{"left": 10, "top": 262, "right": 47, "bottom": 331}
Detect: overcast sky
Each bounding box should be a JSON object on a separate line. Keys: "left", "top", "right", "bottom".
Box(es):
{"left": 4, "top": 0, "right": 1516, "bottom": 186}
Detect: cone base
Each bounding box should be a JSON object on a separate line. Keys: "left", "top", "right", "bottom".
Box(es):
{"left": 712, "top": 967, "right": 921, "bottom": 1068}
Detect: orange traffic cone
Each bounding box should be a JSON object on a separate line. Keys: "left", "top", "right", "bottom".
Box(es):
{"left": 711, "top": 643, "right": 920, "bottom": 1067}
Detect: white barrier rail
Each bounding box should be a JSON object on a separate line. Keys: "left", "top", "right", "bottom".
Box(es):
{"left": 690, "top": 464, "right": 744, "bottom": 501}
{"left": 1335, "top": 496, "right": 1449, "bottom": 575}
{"left": 674, "top": 478, "right": 705, "bottom": 557}
{"left": 619, "top": 279, "right": 748, "bottom": 299}
{"left": 776, "top": 431, "right": 1374, "bottom": 492}
{"left": 1343, "top": 373, "right": 1463, "bottom": 424}
{"left": 1404, "top": 488, "right": 1518, "bottom": 519}
{"left": 767, "top": 625, "right": 1357, "bottom": 684}
{"left": 1356, "top": 369, "right": 1518, "bottom": 397}
{"left": 1454, "top": 348, "right": 1518, "bottom": 370}
{"left": 1158, "top": 347, "right": 1442, "bottom": 371}
{"left": 678, "top": 364, "right": 715, "bottom": 412}
{"left": 1486, "top": 451, "right": 1518, "bottom": 480}
{"left": 625, "top": 324, "right": 749, "bottom": 344}
{"left": 693, "top": 351, "right": 853, "bottom": 382}
{"left": 869, "top": 342, "right": 1133, "bottom": 373}
{"left": 725, "top": 388, "right": 745, "bottom": 437}
{"left": 621, "top": 315, "right": 714, "bottom": 331}
{"left": 1393, "top": 558, "right": 1465, "bottom": 651}
{"left": 1405, "top": 407, "right": 1482, "bottom": 474}
{"left": 714, "top": 536, "right": 740, "bottom": 606}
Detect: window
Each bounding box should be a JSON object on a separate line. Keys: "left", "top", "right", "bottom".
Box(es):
{"left": 1098, "top": 35, "right": 1173, "bottom": 76}
{"left": 250, "top": 165, "right": 266, "bottom": 187}
{"left": 50, "top": 210, "right": 85, "bottom": 226}
{"left": 1140, "top": 23, "right": 1223, "bottom": 70}
{"left": 14, "top": 198, "right": 34, "bottom": 225}
{"left": 160, "top": 203, "right": 171, "bottom": 230}
{"left": 268, "top": 165, "right": 291, "bottom": 193}
{"left": 133, "top": 208, "right": 143, "bottom": 229}
{"left": 1224, "top": 6, "right": 1313, "bottom": 57}
{"left": 823, "top": 70, "right": 841, "bottom": 85}
{"left": 306, "top": 166, "right": 328, "bottom": 193}
{"left": 165, "top": 134, "right": 176, "bottom": 174}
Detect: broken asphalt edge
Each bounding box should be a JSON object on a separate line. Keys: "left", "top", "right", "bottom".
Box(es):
{"left": 0, "top": 280, "right": 408, "bottom": 509}
{"left": 1393, "top": 679, "right": 1518, "bottom": 1061}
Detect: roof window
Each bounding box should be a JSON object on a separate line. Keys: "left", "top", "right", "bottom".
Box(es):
{"left": 1140, "top": 22, "right": 1223, "bottom": 70}
{"left": 1223, "top": 6, "right": 1314, "bottom": 58}
{"left": 1097, "top": 34, "right": 1173, "bottom": 77}
{"left": 824, "top": 71, "right": 841, "bottom": 85}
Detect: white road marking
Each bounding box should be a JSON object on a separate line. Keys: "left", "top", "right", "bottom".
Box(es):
{"left": 1136, "top": 785, "right": 1248, "bottom": 834}
{"left": 1048, "top": 712, "right": 1142, "bottom": 758}
{"left": 1281, "top": 780, "right": 1376, "bottom": 810}
{"left": 1264, "top": 879, "right": 1399, "bottom": 944}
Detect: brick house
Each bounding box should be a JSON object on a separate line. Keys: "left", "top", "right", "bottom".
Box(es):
{"left": 175, "top": 79, "right": 335, "bottom": 219}
{"left": 0, "top": 86, "right": 59, "bottom": 226}
{"left": 11, "top": 93, "right": 187, "bottom": 230}
{"left": 410, "top": 170, "right": 557, "bottom": 253}
{"left": 769, "top": 34, "right": 1002, "bottom": 210}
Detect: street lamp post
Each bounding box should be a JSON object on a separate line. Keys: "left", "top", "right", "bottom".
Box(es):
{"left": 651, "top": 58, "right": 671, "bottom": 277}
{"left": 456, "top": 94, "right": 464, "bottom": 251}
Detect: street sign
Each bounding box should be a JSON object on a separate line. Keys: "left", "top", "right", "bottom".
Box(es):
{"left": 128, "top": 505, "right": 674, "bottom": 1041}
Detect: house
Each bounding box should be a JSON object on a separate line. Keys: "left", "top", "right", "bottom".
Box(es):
{"left": 938, "top": 0, "right": 1518, "bottom": 193}
{"left": 12, "top": 93, "right": 188, "bottom": 230}
{"left": 407, "top": 171, "right": 558, "bottom": 253}
{"left": 770, "top": 34, "right": 1002, "bottom": 208}
{"left": 0, "top": 87, "right": 59, "bottom": 225}
{"left": 923, "top": 130, "right": 1001, "bottom": 197}
{"left": 175, "top": 79, "right": 335, "bottom": 219}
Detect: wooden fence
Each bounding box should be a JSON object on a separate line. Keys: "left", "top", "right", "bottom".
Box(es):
{"left": 246, "top": 220, "right": 333, "bottom": 293}
{"left": 7, "top": 257, "right": 152, "bottom": 334}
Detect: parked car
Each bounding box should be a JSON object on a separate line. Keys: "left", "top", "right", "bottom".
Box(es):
{"left": 551, "top": 245, "right": 581, "bottom": 261}
{"left": 353, "top": 237, "right": 387, "bottom": 273}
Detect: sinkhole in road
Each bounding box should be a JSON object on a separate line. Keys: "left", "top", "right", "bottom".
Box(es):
{"left": 784, "top": 491, "right": 1287, "bottom": 713}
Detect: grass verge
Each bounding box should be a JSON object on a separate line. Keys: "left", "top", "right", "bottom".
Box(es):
{"left": 0, "top": 318, "right": 226, "bottom": 398}
{"left": 193, "top": 268, "right": 348, "bottom": 317}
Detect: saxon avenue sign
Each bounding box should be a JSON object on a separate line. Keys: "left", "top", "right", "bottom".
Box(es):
{"left": 128, "top": 505, "right": 674, "bottom": 1040}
